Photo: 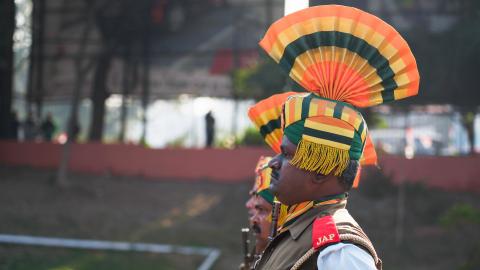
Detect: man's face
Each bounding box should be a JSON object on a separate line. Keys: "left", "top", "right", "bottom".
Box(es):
{"left": 245, "top": 193, "right": 258, "bottom": 220}
{"left": 249, "top": 196, "right": 273, "bottom": 253}
{"left": 268, "top": 136, "right": 314, "bottom": 205}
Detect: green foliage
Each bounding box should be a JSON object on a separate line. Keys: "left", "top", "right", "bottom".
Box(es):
{"left": 459, "top": 246, "right": 480, "bottom": 270}
{"left": 237, "top": 127, "right": 265, "bottom": 147}
{"left": 360, "top": 108, "right": 388, "bottom": 129}
{"left": 232, "top": 53, "right": 303, "bottom": 101}
{"left": 165, "top": 134, "right": 188, "bottom": 148}
{"left": 215, "top": 135, "right": 236, "bottom": 149}
{"left": 439, "top": 203, "right": 480, "bottom": 228}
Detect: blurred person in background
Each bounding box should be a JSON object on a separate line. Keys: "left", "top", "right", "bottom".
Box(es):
{"left": 205, "top": 111, "right": 215, "bottom": 147}
{"left": 40, "top": 112, "right": 56, "bottom": 142}
{"left": 71, "top": 119, "right": 81, "bottom": 143}
{"left": 23, "top": 112, "right": 37, "bottom": 141}
{"left": 9, "top": 110, "right": 19, "bottom": 140}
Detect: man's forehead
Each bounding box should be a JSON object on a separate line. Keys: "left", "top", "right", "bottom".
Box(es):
{"left": 281, "top": 136, "right": 297, "bottom": 151}
{"left": 255, "top": 197, "right": 273, "bottom": 209}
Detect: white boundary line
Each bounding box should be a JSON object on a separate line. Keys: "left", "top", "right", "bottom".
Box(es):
{"left": 0, "top": 234, "right": 220, "bottom": 270}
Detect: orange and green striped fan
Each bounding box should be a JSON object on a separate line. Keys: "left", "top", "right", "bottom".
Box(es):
{"left": 259, "top": 5, "right": 420, "bottom": 108}
{"left": 248, "top": 92, "right": 298, "bottom": 154}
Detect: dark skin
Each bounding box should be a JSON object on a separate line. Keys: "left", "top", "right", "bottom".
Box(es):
{"left": 249, "top": 196, "right": 273, "bottom": 254}
{"left": 268, "top": 136, "right": 345, "bottom": 205}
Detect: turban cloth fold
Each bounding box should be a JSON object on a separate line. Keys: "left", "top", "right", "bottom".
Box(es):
{"left": 282, "top": 93, "right": 368, "bottom": 177}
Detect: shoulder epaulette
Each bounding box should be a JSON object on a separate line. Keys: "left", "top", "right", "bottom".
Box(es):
{"left": 311, "top": 215, "right": 340, "bottom": 249}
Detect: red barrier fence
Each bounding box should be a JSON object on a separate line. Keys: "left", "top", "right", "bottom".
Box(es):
{"left": 1, "top": 141, "right": 479, "bottom": 192}
{"left": 0, "top": 141, "right": 273, "bottom": 182}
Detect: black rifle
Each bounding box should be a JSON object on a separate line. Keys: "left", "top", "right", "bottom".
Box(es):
{"left": 239, "top": 227, "right": 252, "bottom": 270}
{"left": 268, "top": 201, "right": 281, "bottom": 242}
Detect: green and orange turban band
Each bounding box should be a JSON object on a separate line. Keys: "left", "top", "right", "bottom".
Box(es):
{"left": 250, "top": 5, "right": 419, "bottom": 185}
{"left": 282, "top": 93, "right": 368, "bottom": 177}
{"left": 252, "top": 156, "right": 288, "bottom": 225}
{"left": 252, "top": 156, "right": 275, "bottom": 204}
{"left": 249, "top": 92, "right": 378, "bottom": 187}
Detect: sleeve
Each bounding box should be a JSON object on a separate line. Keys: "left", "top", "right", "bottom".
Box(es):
{"left": 317, "top": 242, "right": 377, "bottom": 270}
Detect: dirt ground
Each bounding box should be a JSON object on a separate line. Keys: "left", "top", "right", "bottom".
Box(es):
{"left": 0, "top": 165, "right": 479, "bottom": 270}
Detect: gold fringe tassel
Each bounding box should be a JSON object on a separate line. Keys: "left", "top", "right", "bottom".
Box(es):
{"left": 290, "top": 139, "right": 349, "bottom": 177}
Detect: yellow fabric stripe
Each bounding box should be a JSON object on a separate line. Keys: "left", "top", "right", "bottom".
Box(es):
{"left": 252, "top": 108, "right": 281, "bottom": 131}
{"left": 294, "top": 97, "right": 303, "bottom": 123}
{"left": 361, "top": 127, "right": 367, "bottom": 142}
{"left": 302, "top": 134, "right": 351, "bottom": 150}
{"left": 284, "top": 201, "right": 313, "bottom": 221}
{"left": 284, "top": 99, "right": 292, "bottom": 127}
{"left": 309, "top": 98, "right": 336, "bottom": 118}
{"left": 264, "top": 129, "right": 283, "bottom": 146}
{"left": 341, "top": 107, "right": 364, "bottom": 130}
{"left": 304, "top": 118, "right": 355, "bottom": 138}
{"left": 325, "top": 104, "right": 335, "bottom": 117}
{"left": 353, "top": 117, "right": 363, "bottom": 131}
{"left": 309, "top": 100, "right": 318, "bottom": 118}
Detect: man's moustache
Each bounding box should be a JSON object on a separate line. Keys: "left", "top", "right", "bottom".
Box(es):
{"left": 251, "top": 223, "right": 261, "bottom": 234}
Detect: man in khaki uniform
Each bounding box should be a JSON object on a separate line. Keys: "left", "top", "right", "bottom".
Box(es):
{"left": 251, "top": 4, "right": 420, "bottom": 269}
{"left": 252, "top": 94, "right": 383, "bottom": 270}
{"left": 242, "top": 156, "right": 287, "bottom": 270}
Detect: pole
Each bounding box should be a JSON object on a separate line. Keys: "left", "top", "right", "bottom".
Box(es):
{"left": 56, "top": 4, "right": 93, "bottom": 186}
{"left": 284, "top": 0, "right": 309, "bottom": 16}
{"left": 140, "top": 0, "right": 152, "bottom": 145}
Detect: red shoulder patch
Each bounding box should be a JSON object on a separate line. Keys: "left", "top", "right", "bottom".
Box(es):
{"left": 312, "top": 215, "right": 340, "bottom": 250}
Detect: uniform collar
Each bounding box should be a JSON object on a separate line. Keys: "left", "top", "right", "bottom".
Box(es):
{"left": 287, "top": 199, "right": 347, "bottom": 240}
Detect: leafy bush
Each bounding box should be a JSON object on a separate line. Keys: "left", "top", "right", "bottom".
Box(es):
{"left": 237, "top": 127, "right": 264, "bottom": 147}
{"left": 439, "top": 203, "right": 480, "bottom": 228}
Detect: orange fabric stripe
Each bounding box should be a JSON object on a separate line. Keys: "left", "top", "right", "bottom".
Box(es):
{"left": 307, "top": 115, "right": 354, "bottom": 130}
{"left": 299, "top": 61, "right": 370, "bottom": 103}
{"left": 261, "top": 5, "right": 408, "bottom": 54}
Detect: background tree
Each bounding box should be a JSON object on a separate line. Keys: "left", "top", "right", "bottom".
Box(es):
{"left": 0, "top": 0, "right": 15, "bottom": 139}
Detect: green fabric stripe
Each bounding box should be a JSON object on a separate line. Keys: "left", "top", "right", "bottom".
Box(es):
{"left": 278, "top": 31, "right": 398, "bottom": 101}
{"left": 301, "top": 94, "right": 312, "bottom": 120}
{"left": 357, "top": 120, "right": 365, "bottom": 137}
{"left": 333, "top": 102, "right": 344, "bottom": 119}
{"left": 284, "top": 119, "right": 305, "bottom": 145}
{"left": 257, "top": 189, "right": 275, "bottom": 205}
{"left": 349, "top": 129, "right": 363, "bottom": 161}
{"left": 312, "top": 192, "right": 347, "bottom": 204}
{"left": 303, "top": 127, "right": 353, "bottom": 146}
{"left": 259, "top": 118, "right": 281, "bottom": 138}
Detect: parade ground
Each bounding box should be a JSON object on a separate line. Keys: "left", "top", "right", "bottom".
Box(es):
{"left": 1, "top": 165, "right": 479, "bottom": 270}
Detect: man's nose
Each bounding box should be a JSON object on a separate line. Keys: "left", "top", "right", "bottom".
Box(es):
{"left": 249, "top": 212, "right": 260, "bottom": 223}
{"left": 268, "top": 154, "right": 282, "bottom": 170}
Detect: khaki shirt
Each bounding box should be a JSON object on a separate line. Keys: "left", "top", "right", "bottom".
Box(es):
{"left": 254, "top": 201, "right": 381, "bottom": 270}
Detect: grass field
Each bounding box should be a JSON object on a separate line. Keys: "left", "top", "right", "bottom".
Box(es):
{"left": 0, "top": 165, "right": 479, "bottom": 270}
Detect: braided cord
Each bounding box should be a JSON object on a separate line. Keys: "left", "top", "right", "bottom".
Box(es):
{"left": 289, "top": 248, "right": 316, "bottom": 270}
